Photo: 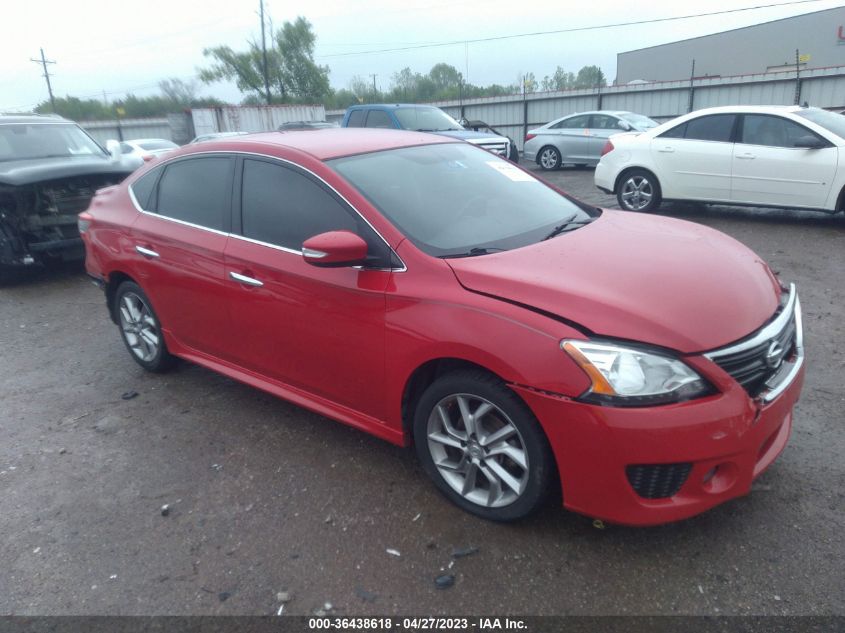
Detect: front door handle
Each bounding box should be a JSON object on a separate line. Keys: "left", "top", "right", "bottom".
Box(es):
{"left": 657, "top": 146, "right": 675, "bottom": 153}
{"left": 737, "top": 153, "right": 756, "bottom": 160}
{"left": 229, "top": 271, "right": 263, "bottom": 287}
{"left": 135, "top": 245, "right": 160, "bottom": 258}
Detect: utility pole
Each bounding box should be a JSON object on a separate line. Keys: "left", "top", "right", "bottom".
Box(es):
{"left": 370, "top": 74, "right": 377, "bottom": 100}
{"left": 687, "top": 59, "right": 696, "bottom": 113}
{"left": 259, "top": 0, "right": 271, "bottom": 105}
{"left": 794, "top": 49, "right": 802, "bottom": 105}
{"left": 30, "top": 48, "right": 56, "bottom": 111}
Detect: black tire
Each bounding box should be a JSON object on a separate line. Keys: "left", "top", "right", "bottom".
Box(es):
{"left": 616, "top": 168, "right": 662, "bottom": 212}
{"left": 413, "top": 369, "right": 555, "bottom": 521}
{"left": 508, "top": 143, "right": 520, "bottom": 163}
{"left": 114, "top": 281, "right": 175, "bottom": 373}
{"left": 537, "top": 146, "right": 562, "bottom": 171}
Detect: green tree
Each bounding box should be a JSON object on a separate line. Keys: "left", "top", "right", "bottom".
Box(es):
{"left": 35, "top": 96, "right": 111, "bottom": 120}
{"left": 429, "top": 63, "right": 462, "bottom": 94}
{"left": 573, "top": 65, "right": 607, "bottom": 89}
{"left": 541, "top": 66, "right": 575, "bottom": 91}
{"left": 200, "top": 16, "right": 329, "bottom": 103}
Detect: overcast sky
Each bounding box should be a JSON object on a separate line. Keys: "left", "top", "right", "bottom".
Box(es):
{"left": 1, "top": 0, "right": 841, "bottom": 112}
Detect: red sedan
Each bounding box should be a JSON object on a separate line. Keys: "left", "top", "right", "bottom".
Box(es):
{"left": 79, "top": 129, "right": 804, "bottom": 525}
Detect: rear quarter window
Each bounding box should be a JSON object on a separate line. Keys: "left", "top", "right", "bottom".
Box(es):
{"left": 129, "top": 166, "right": 163, "bottom": 210}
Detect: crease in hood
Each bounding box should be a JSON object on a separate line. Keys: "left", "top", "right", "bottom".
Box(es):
{"left": 445, "top": 210, "right": 781, "bottom": 354}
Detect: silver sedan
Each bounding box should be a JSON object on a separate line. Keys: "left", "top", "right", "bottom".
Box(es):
{"left": 523, "top": 111, "right": 657, "bottom": 170}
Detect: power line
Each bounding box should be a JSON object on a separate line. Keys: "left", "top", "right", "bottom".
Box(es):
{"left": 30, "top": 48, "right": 57, "bottom": 111}
{"left": 317, "top": 0, "right": 830, "bottom": 59}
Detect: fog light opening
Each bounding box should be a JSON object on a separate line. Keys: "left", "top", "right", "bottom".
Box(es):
{"left": 701, "top": 462, "right": 738, "bottom": 494}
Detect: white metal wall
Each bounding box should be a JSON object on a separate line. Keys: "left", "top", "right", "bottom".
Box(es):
{"left": 191, "top": 105, "right": 327, "bottom": 135}
{"left": 80, "top": 118, "right": 172, "bottom": 144}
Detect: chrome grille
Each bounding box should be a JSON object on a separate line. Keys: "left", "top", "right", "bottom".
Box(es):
{"left": 705, "top": 284, "right": 804, "bottom": 402}
{"left": 474, "top": 140, "right": 509, "bottom": 157}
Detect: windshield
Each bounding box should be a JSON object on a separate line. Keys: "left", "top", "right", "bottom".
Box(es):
{"left": 795, "top": 108, "right": 845, "bottom": 141}
{"left": 619, "top": 113, "right": 659, "bottom": 130}
{"left": 138, "top": 140, "right": 178, "bottom": 151}
{"left": 394, "top": 107, "right": 463, "bottom": 132}
{"left": 0, "top": 123, "right": 105, "bottom": 162}
{"left": 330, "top": 143, "right": 596, "bottom": 257}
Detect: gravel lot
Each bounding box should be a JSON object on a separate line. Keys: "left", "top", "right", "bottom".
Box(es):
{"left": 1, "top": 165, "right": 843, "bottom": 616}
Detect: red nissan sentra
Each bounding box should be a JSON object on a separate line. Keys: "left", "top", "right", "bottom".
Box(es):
{"left": 79, "top": 129, "right": 804, "bottom": 525}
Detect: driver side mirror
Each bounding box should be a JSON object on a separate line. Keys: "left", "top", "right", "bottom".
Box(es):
{"left": 616, "top": 120, "right": 632, "bottom": 131}
{"left": 302, "top": 231, "right": 368, "bottom": 268}
{"left": 793, "top": 135, "right": 825, "bottom": 149}
{"left": 105, "top": 139, "right": 121, "bottom": 161}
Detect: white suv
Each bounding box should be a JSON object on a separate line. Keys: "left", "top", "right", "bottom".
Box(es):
{"left": 594, "top": 105, "right": 845, "bottom": 214}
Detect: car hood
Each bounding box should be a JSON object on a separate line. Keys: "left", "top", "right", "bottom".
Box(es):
{"left": 0, "top": 156, "right": 135, "bottom": 187}
{"left": 446, "top": 210, "right": 781, "bottom": 353}
{"left": 435, "top": 130, "right": 508, "bottom": 142}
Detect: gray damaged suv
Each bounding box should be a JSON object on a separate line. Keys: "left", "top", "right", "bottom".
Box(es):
{"left": 0, "top": 115, "right": 135, "bottom": 282}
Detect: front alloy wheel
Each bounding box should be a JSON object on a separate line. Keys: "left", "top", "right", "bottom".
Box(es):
{"left": 413, "top": 370, "right": 554, "bottom": 521}
{"left": 427, "top": 393, "right": 529, "bottom": 508}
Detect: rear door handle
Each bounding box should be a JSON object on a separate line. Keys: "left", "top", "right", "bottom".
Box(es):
{"left": 135, "top": 245, "right": 160, "bottom": 258}
{"left": 657, "top": 146, "right": 675, "bottom": 153}
{"left": 229, "top": 271, "right": 263, "bottom": 287}
{"left": 737, "top": 153, "right": 756, "bottom": 159}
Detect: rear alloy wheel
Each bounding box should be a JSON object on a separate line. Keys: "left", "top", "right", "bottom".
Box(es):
{"left": 618, "top": 169, "right": 661, "bottom": 212}
{"left": 115, "top": 281, "right": 174, "bottom": 372}
{"left": 413, "top": 370, "right": 554, "bottom": 521}
{"left": 538, "top": 146, "right": 562, "bottom": 171}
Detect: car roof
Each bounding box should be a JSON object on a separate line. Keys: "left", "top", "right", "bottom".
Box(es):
{"left": 185, "top": 128, "right": 456, "bottom": 161}
{"left": 126, "top": 138, "right": 174, "bottom": 144}
{"left": 346, "top": 104, "right": 437, "bottom": 111}
{"left": 685, "top": 105, "right": 806, "bottom": 116}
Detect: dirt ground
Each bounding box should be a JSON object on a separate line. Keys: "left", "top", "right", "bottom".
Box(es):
{"left": 1, "top": 166, "right": 843, "bottom": 616}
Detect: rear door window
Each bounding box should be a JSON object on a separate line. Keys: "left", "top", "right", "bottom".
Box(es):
{"left": 346, "top": 110, "right": 366, "bottom": 127}
{"left": 683, "top": 115, "right": 736, "bottom": 142}
{"left": 551, "top": 115, "right": 589, "bottom": 130}
{"left": 364, "top": 110, "right": 394, "bottom": 129}
{"left": 155, "top": 157, "right": 234, "bottom": 231}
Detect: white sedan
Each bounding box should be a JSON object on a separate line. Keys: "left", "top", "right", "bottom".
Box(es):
{"left": 594, "top": 105, "right": 845, "bottom": 214}
{"left": 119, "top": 138, "right": 179, "bottom": 164}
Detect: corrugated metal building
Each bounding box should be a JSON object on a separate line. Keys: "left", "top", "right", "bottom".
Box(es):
{"left": 191, "top": 105, "right": 326, "bottom": 137}
{"left": 616, "top": 6, "right": 845, "bottom": 84}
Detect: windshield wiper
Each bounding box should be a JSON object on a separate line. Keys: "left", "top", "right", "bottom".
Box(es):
{"left": 542, "top": 218, "right": 595, "bottom": 241}
{"left": 415, "top": 128, "right": 437, "bottom": 132}
{"left": 440, "top": 247, "right": 505, "bottom": 259}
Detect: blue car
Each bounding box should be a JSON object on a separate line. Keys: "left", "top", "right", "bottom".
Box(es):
{"left": 341, "top": 104, "right": 516, "bottom": 162}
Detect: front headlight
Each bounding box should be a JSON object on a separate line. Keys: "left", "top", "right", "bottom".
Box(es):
{"left": 562, "top": 339, "right": 712, "bottom": 406}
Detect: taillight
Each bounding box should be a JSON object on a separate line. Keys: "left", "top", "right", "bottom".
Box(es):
{"left": 78, "top": 211, "right": 93, "bottom": 234}
{"left": 601, "top": 140, "right": 614, "bottom": 157}
{"left": 525, "top": 133, "right": 536, "bottom": 142}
